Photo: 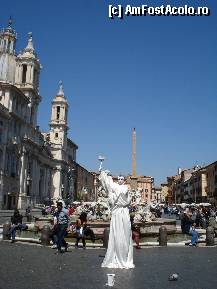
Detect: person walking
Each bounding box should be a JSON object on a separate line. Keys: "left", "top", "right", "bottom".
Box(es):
{"left": 55, "top": 202, "right": 69, "bottom": 254}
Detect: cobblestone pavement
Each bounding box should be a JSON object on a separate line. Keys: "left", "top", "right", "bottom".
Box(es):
{"left": 0, "top": 241, "right": 217, "bottom": 289}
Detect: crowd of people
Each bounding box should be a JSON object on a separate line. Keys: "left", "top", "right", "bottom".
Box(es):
{"left": 49, "top": 202, "right": 96, "bottom": 253}
{"left": 7, "top": 200, "right": 217, "bottom": 249}
{"left": 166, "top": 204, "right": 217, "bottom": 246}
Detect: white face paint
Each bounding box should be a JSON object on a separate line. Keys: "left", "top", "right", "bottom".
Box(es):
{"left": 118, "top": 176, "right": 125, "bottom": 185}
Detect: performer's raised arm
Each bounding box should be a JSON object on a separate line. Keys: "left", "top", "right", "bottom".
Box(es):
{"left": 99, "top": 170, "right": 117, "bottom": 206}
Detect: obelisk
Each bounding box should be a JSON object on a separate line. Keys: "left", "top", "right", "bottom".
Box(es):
{"left": 132, "top": 127, "right": 137, "bottom": 177}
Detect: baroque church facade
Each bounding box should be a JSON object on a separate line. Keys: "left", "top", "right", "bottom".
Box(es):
{"left": 0, "top": 19, "right": 94, "bottom": 209}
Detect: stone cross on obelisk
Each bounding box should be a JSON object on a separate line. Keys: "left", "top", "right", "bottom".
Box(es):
{"left": 132, "top": 127, "right": 137, "bottom": 177}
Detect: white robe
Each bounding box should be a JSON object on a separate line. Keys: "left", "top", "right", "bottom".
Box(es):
{"left": 99, "top": 171, "right": 135, "bottom": 269}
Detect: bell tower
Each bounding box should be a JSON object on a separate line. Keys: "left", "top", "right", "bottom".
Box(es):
{"left": 49, "top": 81, "right": 68, "bottom": 152}
{"left": 15, "top": 32, "right": 40, "bottom": 92}
{"left": 0, "top": 17, "right": 17, "bottom": 83}
{"left": 15, "top": 32, "right": 41, "bottom": 126}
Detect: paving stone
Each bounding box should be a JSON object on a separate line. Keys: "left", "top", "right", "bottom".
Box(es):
{"left": 0, "top": 242, "right": 217, "bottom": 289}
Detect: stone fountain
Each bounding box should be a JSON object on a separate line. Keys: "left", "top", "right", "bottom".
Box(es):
{"left": 72, "top": 185, "right": 176, "bottom": 237}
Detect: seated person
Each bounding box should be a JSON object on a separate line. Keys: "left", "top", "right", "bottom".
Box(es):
{"left": 181, "top": 208, "right": 198, "bottom": 246}
{"left": 75, "top": 212, "right": 95, "bottom": 248}
{"left": 9, "top": 209, "right": 28, "bottom": 243}
{"left": 80, "top": 212, "right": 95, "bottom": 242}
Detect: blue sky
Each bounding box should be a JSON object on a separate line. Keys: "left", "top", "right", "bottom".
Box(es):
{"left": 1, "top": 0, "right": 217, "bottom": 184}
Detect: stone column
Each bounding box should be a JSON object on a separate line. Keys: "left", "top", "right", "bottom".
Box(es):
{"left": 31, "top": 158, "right": 37, "bottom": 205}
{"left": 42, "top": 167, "right": 47, "bottom": 202}
{"left": 15, "top": 64, "right": 19, "bottom": 83}
{"left": 30, "top": 65, "right": 34, "bottom": 83}
{"left": 32, "top": 160, "right": 40, "bottom": 204}
{"left": 17, "top": 148, "right": 28, "bottom": 209}
{"left": 19, "top": 148, "right": 26, "bottom": 195}
{"left": 52, "top": 167, "right": 62, "bottom": 201}
{"left": 44, "top": 167, "right": 48, "bottom": 201}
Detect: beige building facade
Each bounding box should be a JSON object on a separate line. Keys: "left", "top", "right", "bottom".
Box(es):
{"left": 166, "top": 164, "right": 217, "bottom": 204}
{"left": 203, "top": 161, "right": 217, "bottom": 204}
{"left": 127, "top": 175, "right": 153, "bottom": 203}
{"left": 76, "top": 164, "right": 95, "bottom": 202}
{"left": 0, "top": 19, "right": 94, "bottom": 209}
{"left": 160, "top": 183, "right": 169, "bottom": 203}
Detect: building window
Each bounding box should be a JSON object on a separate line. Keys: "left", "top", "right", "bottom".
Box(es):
{"left": 55, "top": 132, "right": 58, "bottom": 138}
{"left": 22, "top": 64, "right": 27, "bottom": 83}
{"left": 56, "top": 106, "right": 60, "bottom": 120}
{"left": 145, "top": 189, "right": 148, "bottom": 193}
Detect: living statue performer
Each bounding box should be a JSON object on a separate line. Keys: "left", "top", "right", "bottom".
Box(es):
{"left": 99, "top": 167, "right": 135, "bottom": 269}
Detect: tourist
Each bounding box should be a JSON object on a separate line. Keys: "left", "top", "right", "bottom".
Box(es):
{"left": 130, "top": 215, "right": 141, "bottom": 249}
{"left": 55, "top": 202, "right": 69, "bottom": 254}
{"left": 75, "top": 212, "right": 95, "bottom": 248}
{"left": 181, "top": 208, "right": 199, "bottom": 246}
{"left": 9, "top": 209, "right": 28, "bottom": 243}
{"left": 99, "top": 170, "right": 135, "bottom": 269}
{"left": 75, "top": 218, "right": 86, "bottom": 249}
